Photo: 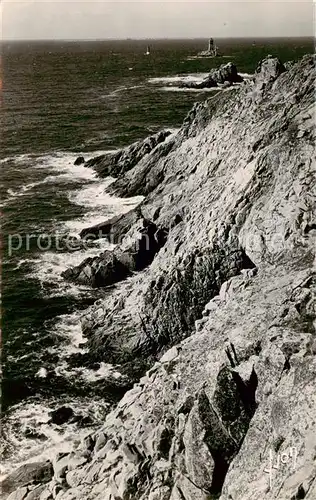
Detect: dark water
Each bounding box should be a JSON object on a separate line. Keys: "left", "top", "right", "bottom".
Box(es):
{"left": 2, "top": 37, "right": 314, "bottom": 156}
{"left": 0, "top": 37, "right": 314, "bottom": 471}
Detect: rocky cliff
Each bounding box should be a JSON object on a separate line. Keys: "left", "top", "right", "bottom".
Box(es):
{"left": 2, "top": 55, "right": 315, "bottom": 500}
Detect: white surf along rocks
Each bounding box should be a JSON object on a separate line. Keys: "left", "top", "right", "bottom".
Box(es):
{"left": 3, "top": 54, "right": 316, "bottom": 499}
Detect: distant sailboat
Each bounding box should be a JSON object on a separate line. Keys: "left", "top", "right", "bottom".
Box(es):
{"left": 145, "top": 45, "right": 151, "bottom": 56}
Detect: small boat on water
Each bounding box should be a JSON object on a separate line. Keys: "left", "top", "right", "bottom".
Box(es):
{"left": 145, "top": 45, "right": 151, "bottom": 56}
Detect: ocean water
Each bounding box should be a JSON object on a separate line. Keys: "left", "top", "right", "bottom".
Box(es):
{"left": 0, "top": 37, "right": 314, "bottom": 475}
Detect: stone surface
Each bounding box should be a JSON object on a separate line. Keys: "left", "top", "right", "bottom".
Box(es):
{"left": 25, "top": 485, "right": 48, "bottom": 500}
{"left": 38, "top": 265, "right": 315, "bottom": 500}
{"left": 255, "top": 55, "right": 286, "bottom": 85}
{"left": 38, "top": 489, "right": 52, "bottom": 500}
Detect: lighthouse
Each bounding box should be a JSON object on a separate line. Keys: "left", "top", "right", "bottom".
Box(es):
{"left": 198, "top": 38, "right": 220, "bottom": 57}
{"left": 208, "top": 38, "right": 218, "bottom": 56}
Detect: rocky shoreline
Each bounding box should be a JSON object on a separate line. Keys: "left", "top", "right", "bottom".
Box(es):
{"left": 2, "top": 55, "right": 315, "bottom": 500}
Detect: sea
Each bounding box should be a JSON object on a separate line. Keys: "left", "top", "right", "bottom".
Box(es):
{"left": 0, "top": 37, "right": 314, "bottom": 476}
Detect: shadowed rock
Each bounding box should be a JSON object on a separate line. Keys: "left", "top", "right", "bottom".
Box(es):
{"left": 0, "top": 462, "right": 53, "bottom": 496}
{"left": 196, "top": 361, "right": 258, "bottom": 496}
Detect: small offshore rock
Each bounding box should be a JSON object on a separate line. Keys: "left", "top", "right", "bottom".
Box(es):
{"left": 49, "top": 407, "right": 74, "bottom": 425}
{"left": 74, "top": 156, "right": 85, "bottom": 165}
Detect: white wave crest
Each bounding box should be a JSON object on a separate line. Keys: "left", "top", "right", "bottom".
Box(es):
{"left": 239, "top": 72, "right": 255, "bottom": 79}
{"left": 148, "top": 72, "right": 210, "bottom": 85}
{"left": 25, "top": 239, "right": 114, "bottom": 298}
{"left": 6, "top": 181, "right": 46, "bottom": 199}
{"left": 160, "top": 86, "right": 221, "bottom": 93}
{"left": 69, "top": 181, "right": 143, "bottom": 209}
{"left": 1, "top": 397, "right": 109, "bottom": 479}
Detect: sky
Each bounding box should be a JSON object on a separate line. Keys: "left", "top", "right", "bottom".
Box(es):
{"left": 1, "top": 0, "right": 314, "bottom": 40}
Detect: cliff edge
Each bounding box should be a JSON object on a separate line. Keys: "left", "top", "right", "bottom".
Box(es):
{"left": 2, "top": 54, "right": 315, "bottom": 500}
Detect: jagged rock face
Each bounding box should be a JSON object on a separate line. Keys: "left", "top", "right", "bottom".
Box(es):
{"left": 4, "top": 55, "right": 315, "bottom": 499}
{"left": 108, "top": 134, "right": 177, "bottom": 197}
{"left": 210, "top": 62, "right": 243, "bottom": 85}
{"left": 85, "top": 130, "right": 171, "bottom": 178}
{"left": 79, "top": 55, "right": 315, "bottom": 362}
{"left": 7, "top": 268, "right": 315, "bottom": 500}
{"left": 255, "top": 55, "right": 286, "bottom": 84}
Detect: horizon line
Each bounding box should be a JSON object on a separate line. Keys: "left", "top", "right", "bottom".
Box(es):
{"left": 1, "top": 35, "right": 315, "bottom": 42}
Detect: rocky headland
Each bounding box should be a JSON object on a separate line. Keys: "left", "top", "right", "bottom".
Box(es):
{"left": 2, "top": 55, "right": 315, "bottom": 500}
{"left": 178, "top": 62, "right": 244, "bottom": 89}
